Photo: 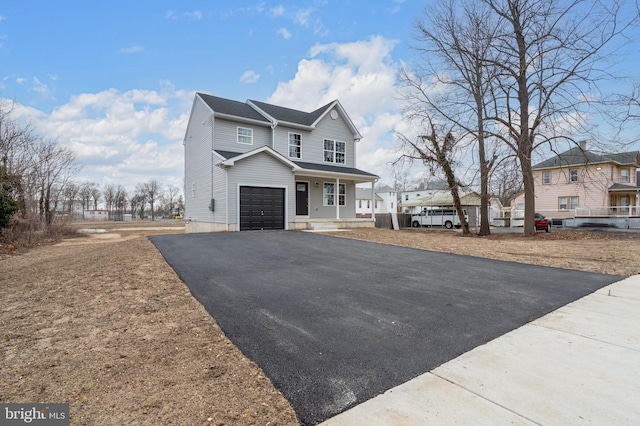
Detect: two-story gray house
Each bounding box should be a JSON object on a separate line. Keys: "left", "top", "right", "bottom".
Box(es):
{"left": 183, "top": 93, "right": 379, "bottom": 232}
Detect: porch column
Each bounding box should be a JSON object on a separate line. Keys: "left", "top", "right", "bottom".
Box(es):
{"left": 371, "top": 182, "right": 375, "bottom": 221}
{"left": 336, "top": 178, "right": 340, "bottom": 220}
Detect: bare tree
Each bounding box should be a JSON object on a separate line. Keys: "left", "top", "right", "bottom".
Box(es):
{"left": 33, "top": 139, "right": 80, "bottom": 226}
{"left": 90, "top": 186, "right": 101, "bottom": 211}
{"left": 140, "top": 179, "right": 162, "bottom": 220}
{"left": 114, "top": 185, "right": 127, "bottom": 220}
{"left": 481, "top": 0, "right": 638, "bottom": 235}
{"left": 103, "top": 184, "right": 116, "bottom": 214}
{"left": 410, "top": 0, "right": 500, "bottom": 235}
{"left": 396, "top": 119, "right": 472, "bottom": 235}
{"left": 490, "top": 157, "right": 524, "bottom": 207}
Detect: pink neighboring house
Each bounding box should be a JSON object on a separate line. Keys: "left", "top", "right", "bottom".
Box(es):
{"left": 511, "top": 142, "right": 640, "bottom": 228}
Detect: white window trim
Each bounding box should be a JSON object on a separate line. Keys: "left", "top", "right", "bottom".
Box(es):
{"left": 237, "top": 127, "right": 253, "bottom": 145}
{"left": 569, "top": 168, "right": 579, "bottom": 182}
{"left": 542, "top": 171, "right": 551, "bottom": 185}
{"left": 323, "top": 182, "right": 346, "bottom": 206}
{"left": 288, "top": 132, "right": 302, "bottom": 159}
{"left": 323, "top": 139, "right": 346, "bottom": 164}
{"left": 621, "top": 168, "right": 630, "bottom": 183}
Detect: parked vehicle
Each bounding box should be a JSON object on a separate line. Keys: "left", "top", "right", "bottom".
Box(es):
{"left": 411, "top": 208, "right": 468, "bottom": 229}
{"left": 534, "top": 212, "right": 551, "bottom": 232}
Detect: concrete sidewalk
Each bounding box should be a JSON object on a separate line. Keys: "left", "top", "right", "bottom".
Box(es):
{"left": 321, "top": 275, "right": 640, "bottom": 425}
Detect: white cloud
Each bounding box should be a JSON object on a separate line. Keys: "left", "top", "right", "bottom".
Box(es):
{"left": 269, "top": 5, "right": 286, "bottom": 17}
{"left": 119, "top": 45, "right": 143, "bottom": 54}
{"left": 240, "top": 70, "right": 260, "bottom": 84}
{"left": 16, "top": 77, "right": 26, "bottom": 84}
{"left": 277, "top": 27, "right": 292, "bottom": 39}
{"left": 294, "top": 8, "right": 312, "bottom": 26}
{"left": 2, "top": 85, "right": 192, "bottom": 191}
{"left": 0, "top": 34, "right": 7, "bottom": 49}
{"left": 184, "top": 10, "right": 203, "bottom": 20}
{"left": 32, "top": 77, "right": 50, "bottom": 96}
{"left": 268, "top": 36, "right": 405, "bottom": 184}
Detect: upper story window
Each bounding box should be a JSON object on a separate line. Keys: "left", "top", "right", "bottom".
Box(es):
{"left": 405, "top": 194, "right": 409, "bottom": 201}
{"left": 288, "top": 133, "right": 301, "bottom": 158}
{"left": 620, "top": 168, "right": 630, "bottom": 183}
{"left": 542, "top": 171, "right": 551, "bottom": 185}
{"left": 569, "top": 169, "right": 579, "bottom": 182}
{"left": 324, "top": 139, "right": 346, "bottom": 164}
{"left": 237, "top": 127, "right": 253, "bottom": 145}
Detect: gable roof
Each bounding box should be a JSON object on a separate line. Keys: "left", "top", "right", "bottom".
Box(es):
{"left": 355, "top": 188, "right": 383, "bottom": 200}
{"left": 249, "top": 99, "right": 331, "bottom": 127}
{"left": 197, "top": 93, "right": 270, "bottom": 123}
{"left": 533, "top": 146, "right": 640, "bottom": 170}
{"left": 196, "top": 93, "right": 362, "bottom": 139}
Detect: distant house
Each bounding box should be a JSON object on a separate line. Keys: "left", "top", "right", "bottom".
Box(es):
{"left": 511, "top": 142, "right": 640, "bottom": 228}
{"left": 355, "top": 186, "right": 397, "bottom": 217}
{"left": 84, "top": 210, "right": 109, "bottom": 221}
{"left": 183, "top": 93, "right": 379, "bottom": 232}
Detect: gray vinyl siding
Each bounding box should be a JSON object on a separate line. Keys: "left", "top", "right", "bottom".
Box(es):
{"left": 226, "top": 152, "right": 295, "bottom": 225}
{"left": 272, "top": 107, "right": 356, "bottom": 167}
{"left": 273, "top": 126, "right": 312, "bottom": 161}
{"left": 184, "top": 97, "right": 216, "bottom": 221}
{"left": 214, "top": 118, "right": 272, "bottom": 153}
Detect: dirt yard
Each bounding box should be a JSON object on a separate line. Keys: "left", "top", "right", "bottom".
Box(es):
{"left": 1, "top": 223, "right": 638, "bottom": 425}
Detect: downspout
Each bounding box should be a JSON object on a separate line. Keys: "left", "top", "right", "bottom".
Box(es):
{"left": 271, "top": 121, "right": 277, "bottom": 149}
{"left": 210, "top": 114, "right": 215, "bottom": 224}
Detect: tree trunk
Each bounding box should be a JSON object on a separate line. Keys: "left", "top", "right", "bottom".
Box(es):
{"left": 519, "top": 152, "right": 535, "bottom": 236}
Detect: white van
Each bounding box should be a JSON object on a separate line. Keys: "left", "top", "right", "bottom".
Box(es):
{"left": 411, "top": 208, "right": 468, "bottom": 229}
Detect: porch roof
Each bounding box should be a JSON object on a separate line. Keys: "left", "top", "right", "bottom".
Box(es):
{"left": 609, "top": 183, "right": 640, "bottom": 192}
{"left": 214, "top": 149, "right": 378, "bottom": 183}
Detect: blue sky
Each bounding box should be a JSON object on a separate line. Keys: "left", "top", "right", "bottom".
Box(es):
{"left": 1, "top": 1, "right": 639, "bottom": 194}
{"left": 0, "top": 1, "right": 421, "bottom": 191}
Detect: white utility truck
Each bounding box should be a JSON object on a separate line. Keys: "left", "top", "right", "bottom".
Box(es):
{"left": 411, "top": 208, "right": 468, "bottom": 229}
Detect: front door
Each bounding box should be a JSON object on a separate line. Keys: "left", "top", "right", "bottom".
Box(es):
{"left": 296, "top": 182, "right": 309, "bottom": 216}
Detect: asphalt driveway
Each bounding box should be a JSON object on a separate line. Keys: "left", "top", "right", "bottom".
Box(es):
{"left": 150, "top": 231, "right": 620, "bottom": 425}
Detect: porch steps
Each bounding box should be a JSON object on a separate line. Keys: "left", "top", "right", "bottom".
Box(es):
{"left": 308, "top": 222, "right": 339, "bottom": 231}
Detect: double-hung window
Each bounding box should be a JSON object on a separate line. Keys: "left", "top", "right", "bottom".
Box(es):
{"left": 237, "top": 127, "right": 253, "bottom": 145}
{"left": 569, "top": 169, "right": 579, "bottom": 182}
{"left": 288, "top": 133, "right": 301, "bottom": 158}
{"left": 559, "top": 196, "right": 578, "bottom": 211}
{"left": 621, "top": 168, "right": 630, "bottom": 183}
{"left": 542, "top": 171, "right": 551, "bottom": 185}
{"left": 323, "top": 183, "right": 346, "bottom": 206}
{"left": 323, "top": 139, "right": 346, "bottom": 164}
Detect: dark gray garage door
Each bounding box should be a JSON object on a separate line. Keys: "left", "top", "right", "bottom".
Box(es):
{"left": 239, "top": 186, "right": 285, "bottom": 231}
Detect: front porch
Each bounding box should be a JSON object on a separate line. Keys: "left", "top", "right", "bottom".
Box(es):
{"left": 290, "top": 217, "right": 375, "bottom": 231}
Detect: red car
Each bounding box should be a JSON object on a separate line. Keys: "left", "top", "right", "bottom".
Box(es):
{"left": 534, "top": 213, "right": 551, "bottom": 232}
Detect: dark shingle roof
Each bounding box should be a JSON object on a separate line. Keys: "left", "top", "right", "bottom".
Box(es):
{"left": 249, "top": 100, "right": 333, "bottom": 126}
{"left": 292, "top": 160, "right": 378, "bottom": 177}
{"left": 214, "top": 150, "right": 377, "bottom": 178}
{"left": 533, "top": 147, "right": 639, "bottom": 169}
{"left": 198, "top": 93, "right": 270, "bottom": 123}
{"left": 609, "top": 183, "right": 640, "bottom": 191}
